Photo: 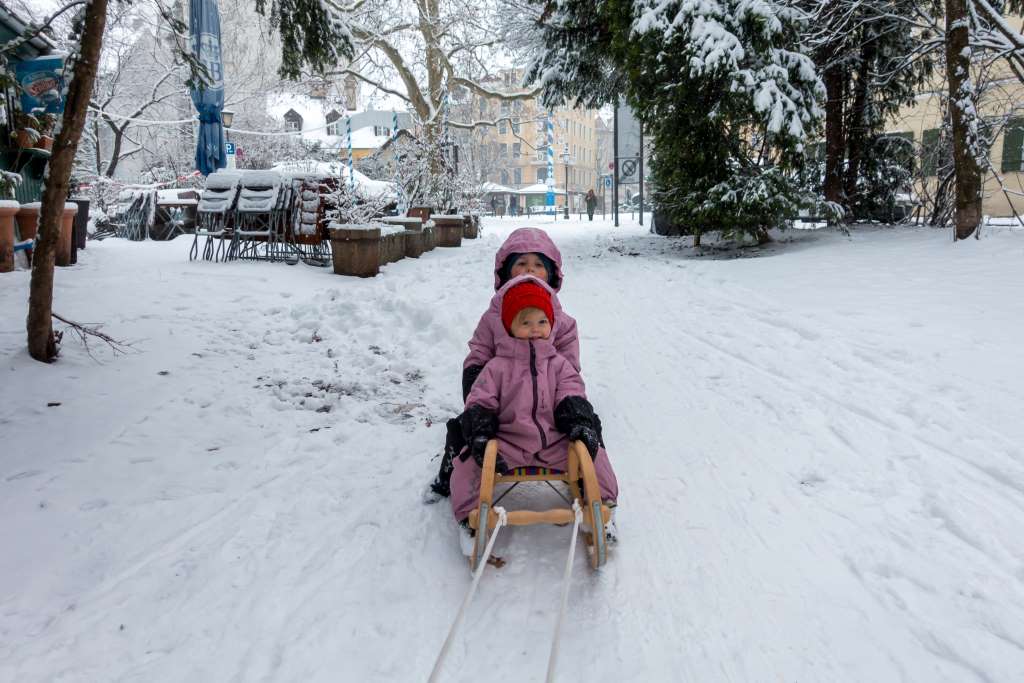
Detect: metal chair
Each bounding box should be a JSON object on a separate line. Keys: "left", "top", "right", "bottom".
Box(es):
{"left": 190, "top": 171, "right": 241, "bottom": 262}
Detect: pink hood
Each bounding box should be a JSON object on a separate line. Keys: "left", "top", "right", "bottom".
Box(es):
{"left": 493, "top": 228, "right": 564, "bottom": 292}
{"left": 464, "top": 275, "right": 580, "bottom": 373}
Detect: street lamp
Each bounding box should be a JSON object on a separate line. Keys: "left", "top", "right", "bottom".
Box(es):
{"left": 560, "top": 146, "right": 570, "bottom": 219}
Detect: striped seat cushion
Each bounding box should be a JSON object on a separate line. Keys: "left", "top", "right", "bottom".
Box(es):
{"left": 507, "top": 466, "right": 563, "bottom": 477}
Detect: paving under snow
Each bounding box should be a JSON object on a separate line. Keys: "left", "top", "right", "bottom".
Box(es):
{"left": 2, "top": 217, "right": 1024, "bottom": 682}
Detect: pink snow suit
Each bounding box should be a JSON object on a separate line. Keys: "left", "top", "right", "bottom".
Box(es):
{"left": 450, "top": 280, "right": 619, "bottom": 522}
{"left": 464, "top": 228, "right": 581, "bottom": 373}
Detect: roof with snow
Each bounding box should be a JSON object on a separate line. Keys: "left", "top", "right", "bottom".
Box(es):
{"left": 517, "top": 183, "right": 566, "bottom": 195}
{"left": 265, "top": 94, "right": 393, "bottom": 151}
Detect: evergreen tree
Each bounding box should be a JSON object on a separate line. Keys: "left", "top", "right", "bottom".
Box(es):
{"left": 804, "top": 0, "right": 933, "bottom": 218}
{"left": 528, "top": 0, "right": 824, "bottom": 243}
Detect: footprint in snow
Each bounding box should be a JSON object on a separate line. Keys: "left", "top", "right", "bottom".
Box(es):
{"left": 6, "top": 470, "right": 43, "bottom": 482}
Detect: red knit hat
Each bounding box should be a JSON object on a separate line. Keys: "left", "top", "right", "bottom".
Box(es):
{"left": 501, "top": 281, "right": 555, "bottom": 333}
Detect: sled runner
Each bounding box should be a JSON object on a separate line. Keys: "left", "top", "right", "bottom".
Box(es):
{"left": 467, "top": 438, "right": 612, "bottom": 571}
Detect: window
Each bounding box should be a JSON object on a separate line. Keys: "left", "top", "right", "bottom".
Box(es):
{"left": 514, "top": 168, "right": 522, "bottom": 185}
{"left": 373, "top": 125, "right": 390, "bottom": 137}
{"left": 514, "top": 101, "right": 523, "bottom": 114}
{"left": 1001, "top": 118, "right": 1024, "bottom": 172}
{"left": 500, "top": 170, "right": 510, "bottom": 185}
{"left": 499, "top": 120, "right": 507, "bottom": 134}
{"left": 512, "top": 118, "right": 520, "bottom": 135}
{"left": 884, "top": 131, "right": 915, "bottom": 173}
{"left": 283, "top": 109, "right": 303, "bottom": 133}
{"left": 499, "top": 143, "right": 508, "bottom": 157}
{"left": 922, "top": 128, "right": 951, "bottom": 176}
{"left": 537, "top": 168, "right": 548, "bottom": 183}
{"left": 501, "top": 101, "right": 511, "bottom": 115}
{"left": 513, "top": 142, "right": 521, "bottom": 158}
{"left": 479, "top": 99, "right": 488, "bottom": 116}
{"left": 325, "top": 110, "right": 342, "bottom": 136}
{"left": 536, "top": 120, "right": 545, "bottom": 133}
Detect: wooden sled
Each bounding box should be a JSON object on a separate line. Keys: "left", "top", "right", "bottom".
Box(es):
{"left": 467, "top": 439, "right": 612, "bottom": 571}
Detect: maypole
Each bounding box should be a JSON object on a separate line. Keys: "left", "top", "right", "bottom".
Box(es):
{"left": 546, "top": 111, "right": 555, "bottom": 214}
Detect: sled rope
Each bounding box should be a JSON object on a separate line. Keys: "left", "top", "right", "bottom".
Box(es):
{"left": 428, "top": 506, "right": 508, "bottom": 683}
{"left": 546, "top": 500, "right": 583, "bottom": 683}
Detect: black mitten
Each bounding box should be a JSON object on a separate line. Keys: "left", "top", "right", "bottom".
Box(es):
{"left": 459, "top": 404, "right": 498, "bottom": 463}
{"left": 462, "top": 365, "right": 484, "bottom": 402}
{"left": 554, "top": 396, "right": 603, "bottom": 460}
{"left": 568, "top": 424, "right": 600, "bottom": 460}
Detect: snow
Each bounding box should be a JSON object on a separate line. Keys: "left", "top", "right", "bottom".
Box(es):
{"left": 203, "top": 171, "right": 242, "bottom": 191}
{"left": 264, "top": 95, "right": 392, "bottom": 152}
{"left": 3, "top": 219, "right": 1024, "bottom": 680}
{"left": 15, "top": 201, "right": 79, "bottom": 211}
{"left": 271, "top": 160, "right": 396, "bottom": 199}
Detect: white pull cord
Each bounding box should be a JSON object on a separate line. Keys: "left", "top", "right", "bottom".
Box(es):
{"left": 428, "top": 507, "right": 508, "bottom": 683}
{"left": 546, "top": 500, "right": 583, "bottom": 683}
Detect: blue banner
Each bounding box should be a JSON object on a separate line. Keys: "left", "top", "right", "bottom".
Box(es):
{"left": 189, "top": 0, "right": 226, "bottom": 175}
{"left": 15, "top": 56, "right": 65, "bottom": 115}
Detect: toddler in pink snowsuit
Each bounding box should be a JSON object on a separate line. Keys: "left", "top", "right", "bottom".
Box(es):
{"left": 428, "top": 228, "right": 583, "bottom": 501}
{"left": 449, "top": 276, "right": 619, "bottom": 525}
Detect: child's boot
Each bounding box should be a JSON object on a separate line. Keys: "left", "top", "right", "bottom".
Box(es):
{"left": 457, "top": 519, "right": 476, "bottom": 557}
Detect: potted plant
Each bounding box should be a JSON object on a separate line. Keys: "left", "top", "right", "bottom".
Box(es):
{"left": 11, "top": 112, "right": 40, "bottom": 149}
{"left": 10, "top": 111, "right": 55, "bottom": 151}
{"left": 35, "top": 113, "right": 56, "bottom": 151}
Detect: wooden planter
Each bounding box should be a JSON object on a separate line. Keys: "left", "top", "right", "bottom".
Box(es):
{"left": 433, "top": 214, "right": 464, "bottom": 248}
{"left": 380, "top": 229, "right": 407, "bottom": 264}
{"left": 0, "top": 202, "right": 19, "bottom": 272}
{"left": 330, "top": 225, "right": 380, "bottom": 277}
{"left": 407, "top": 206, "right": 433, "bottom": 222}
{"left": 423, "top": 222, "right": 436, "bottom": 252}
{"left": 462, "top": 213, "right": 479, "bottom": 239}
{"left": 383, "top": 216, "right": 425, "bottom": 258}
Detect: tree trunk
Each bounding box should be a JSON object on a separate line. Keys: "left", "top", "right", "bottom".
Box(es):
{"left": 104, "top": 122, "right": 126, "bottom": 177}
{"left": 945, "top": 0, "right": 982, "bottom": 240}
{"left": 843, "top": 35, "right": 878, "bottom": 206}
{"left": 26, "top": 0, "right": 109, "bottom": 362}
{"left": 822, "top": 63, "right": 845, "bottom": 209}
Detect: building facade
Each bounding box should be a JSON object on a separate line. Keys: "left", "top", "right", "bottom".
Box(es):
{"left": 882, "top": 51, "right": 1024, "bottom": 218}
{"left": 463, "top": 70, "right": 611, "bottom": 212}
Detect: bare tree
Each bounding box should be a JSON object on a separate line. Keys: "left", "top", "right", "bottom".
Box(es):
{"left": 27, "top": 0, "right": 110, "bottom": 362}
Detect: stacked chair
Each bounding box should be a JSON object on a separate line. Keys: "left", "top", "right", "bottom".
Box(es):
{"left": 190, "top": 170, "right": 241, "bottom": 262}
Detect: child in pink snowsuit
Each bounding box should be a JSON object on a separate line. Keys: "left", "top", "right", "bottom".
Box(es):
{"left": 449, "top": 276, "right": 619, "bottom": 525}
{"left": 427, "top": 228, "right": 584, "bottom": 500}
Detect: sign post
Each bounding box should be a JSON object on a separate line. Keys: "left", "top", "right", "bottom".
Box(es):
{"left": 615, "top": 99, "right": 643, "bottom": 224}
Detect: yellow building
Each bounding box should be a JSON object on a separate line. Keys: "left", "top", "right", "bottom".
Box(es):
{"left": 466, "top": 70, "right": 609, "bottom": 212}
{"left": 885, "top": 50, "right": 1024, "bottom": 218}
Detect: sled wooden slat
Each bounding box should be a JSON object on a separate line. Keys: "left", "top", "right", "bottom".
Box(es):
{"left": 468, "top": 439, "right": 611, "bottom": 570}
{"left": 496, "top": 473, "right": 571, "bottom": 483}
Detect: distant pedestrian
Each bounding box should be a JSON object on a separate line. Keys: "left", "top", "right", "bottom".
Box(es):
{"left": 585, "top": 189, "right": 597, "bottom": 221}
{"left": 508, "top": 196, "right": 518, "bottom": 217}
{"left": 490, "top": 195, "right": 499, "bottom": 216}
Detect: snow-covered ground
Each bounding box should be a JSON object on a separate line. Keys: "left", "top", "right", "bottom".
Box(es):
{"left": 3, "top": 217, "right": 1024, "bottom": 682}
